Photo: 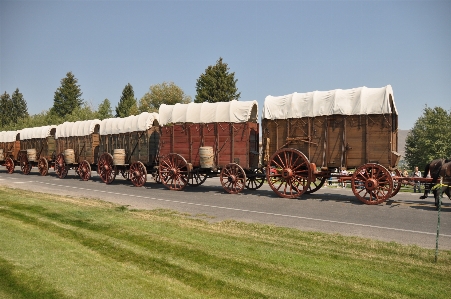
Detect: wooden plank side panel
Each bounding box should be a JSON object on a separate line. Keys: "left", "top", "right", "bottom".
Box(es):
{"left": 365, "top": 115, "right": 393, "bottom": 167}
{"left": 345, "top": 115, "right": 365, "bottom": 169}
{"left": 217, "top": 123, "right": 232, "bottom": 167}
{"left": 326, "top": 116, "right": 344, "bottom": 168}
{"left": 189, "top": 124, "right": 203, "bottom": 166}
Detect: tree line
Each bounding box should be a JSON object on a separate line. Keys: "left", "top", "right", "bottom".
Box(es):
{"left": 1, "top": 58, "right": 450, "bottom": 169}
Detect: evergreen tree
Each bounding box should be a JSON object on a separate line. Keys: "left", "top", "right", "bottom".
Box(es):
{"left": 51, "top": 72, "right": 83, "bottom": 118}
{"left": 115, "top": 83, "right": 138, "bottom": 117}
{"left": 405, "top": 106, "right": 451, "bottom": 169}
{"left": 97, "top": 98, "right": 113, "bottom": 120}
{"left": 0, "top": 92, "right": 13, "bottom": 127}
{"left": 139, "top": 82, "right": 191, "bottom": 113}
{"left": 11, "top": 88, "right": 29, "bottom": 123}
{"left": 195, "top": 57, "right": 241, "bottom": 103}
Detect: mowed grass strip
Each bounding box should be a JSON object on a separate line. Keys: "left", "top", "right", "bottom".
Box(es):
{"left": 0, "top": 186, "right": 450, "bottom": 299}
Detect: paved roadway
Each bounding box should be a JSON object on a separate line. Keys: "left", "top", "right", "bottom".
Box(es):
{"left": 0, "top": 168, "right": 450, "bottom": 250}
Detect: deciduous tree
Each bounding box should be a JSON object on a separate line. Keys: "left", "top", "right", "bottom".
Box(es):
{"left": 139, "top": 82, "right": 191, "bottom": 113}
{"left": 115, "top": 83, "right": 138, "bottom": 117}
{"left": 195, "top": 57, "right": 241, "bottom": 103}
{"left": 51, "top": 72, "right": 83, "bottom": 118}
{"left": 405, "top": 106, "right": 451, "bottom": 169}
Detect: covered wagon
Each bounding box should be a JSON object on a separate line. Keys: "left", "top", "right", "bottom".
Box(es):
{"left": 0, "top": 130, "right": 20, "bottom": 173}
{"left": 158, "top": 100, "right": 260, "bottom": 193}
{"left": 54, "top": 119, "right": 101, "bottom": 180}
{"left": 98, "top": 112, "right": 160, "bottom": 186}
{"left": 18, "top": 125, "right": 57, "bottom": 175}
{"left": 262, "top": 85, "right": 400, "bottom": 204}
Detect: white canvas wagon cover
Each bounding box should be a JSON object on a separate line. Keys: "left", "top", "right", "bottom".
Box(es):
{"left": 20, "top": 125, "right": 57, "bottom": 140}
{"left": 159, "top": 100, "right": 258, "bottom": 126}
{"left": 55, "top": 119, "right": 101, "bottom": 139}
{"left": 263, "top": 85, "right": 397, "bottom": 120}
{"left": 99, "top": 112, "right": 159, "bottom": 135}
{"left": 0, "top": 130, "right": 18, "bottom": 143}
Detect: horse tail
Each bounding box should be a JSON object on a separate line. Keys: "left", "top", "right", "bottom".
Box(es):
{"left": 423, "top": 163, "right": 430, "bottom": 178}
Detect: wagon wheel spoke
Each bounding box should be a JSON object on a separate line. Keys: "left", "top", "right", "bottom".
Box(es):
{"left": 98, "top": 153, "right": 116, "bottom": 184}
{"left": 55, "top": 153, "right": 68, "bottom": 179}
{"left": 130, "top": 161, "right": 147, "bottom": 187}
{"left": 5, "top": 157, "right": 15, "bottom": 174}
{"left": 351, "top": 163, "right": 393, "bottom": 205}
{"left": 159, "top": 154, "right": 188, "bottom": 191}
{"left": 267, "top": 148, "right": 311, "bottom": 198}
{"left": 245, "top": 168, "right": 265, "bottom": 190}
{"left": 78, "top": 160, "right": 91, "bottom": 181}
{"left": 220, "top": 163, "right": 246, "bottom": 194}
{"left": 38, "top": 157, "right": 49, "bottom": 176}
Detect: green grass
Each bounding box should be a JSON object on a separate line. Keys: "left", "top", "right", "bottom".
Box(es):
{"left": 0, "top": 186, "right": 450, "bottom": 299}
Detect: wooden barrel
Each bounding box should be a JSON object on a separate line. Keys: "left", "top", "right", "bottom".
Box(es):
{"left": 64, "top": 149, "right": 75, "bottom": 164}
{"left": 199, "top": 146, "right": 214, "bottom": 168}
{"left": 113, "top": 149, "right": 126, "bottom": 165}
{"left": 0, "top": 149, "right": 4, "bottom": 161}
{"left": 27, "top": 148, "right": 37, "bottom": 162}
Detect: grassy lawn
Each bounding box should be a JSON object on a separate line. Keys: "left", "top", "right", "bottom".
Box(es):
{"left": 0, "top": 186, "right": 450, "bottom": 299}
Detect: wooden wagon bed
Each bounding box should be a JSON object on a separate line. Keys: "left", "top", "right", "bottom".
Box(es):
{"left": 158, "top": 100, "right": 259, "bottom": 193}
{"left": 0, "top": 130, "right": 20, "bottom": 173}
{"left": 262, "top": 85, "right": 401, "bottom": 204}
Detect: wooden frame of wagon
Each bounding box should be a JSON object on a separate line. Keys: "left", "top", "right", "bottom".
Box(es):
{"left": 158, "top": 100, "right": 260, "bottom": 194}
{"left": 0, "top": 130, "right": 21, "bottom": 173}
{"left": 261, "top": 85, "right": 405, "bottom": 204}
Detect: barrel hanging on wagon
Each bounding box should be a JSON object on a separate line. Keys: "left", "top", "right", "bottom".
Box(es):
{"left": 17, "top": 125, "right": 57, "bottom": 176}
{"left": 98, "top": 112, "right": 160, "bottom": 186}
{"left": 158, "top": 100, "right": 260, "bottom": 194}
{"left": 54, "top": 119, "right": 101, "bottom": 180}
{"left": 0, "top": 130, "right": 20, "bottom": 174}
{"left": 261, "top": 85, "right": 401, "bottom": 204}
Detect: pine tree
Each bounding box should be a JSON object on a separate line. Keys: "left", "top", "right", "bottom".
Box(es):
{"left": 51, "top": 72, "right": 83, "bottom": 118}
{"left": 195, "top": 57, "right": 241, "bottom": 103}
{"left": 97, "top": 98, "right": 113, "bottom": 120}
{"left": 0, "top": 92, "right": 13, "bottom": 127}
{"left": 115, "top": 83, "right": 138, "bottom": 117}
{"left": 11, "top": 88, "right": 29, "bottom": 123}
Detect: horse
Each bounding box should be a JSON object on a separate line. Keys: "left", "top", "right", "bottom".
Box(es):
{"left": 420, "top": 158, "right": 451, "bottom": 206}
{"left": 432, "top": 161, "right": 451, "bottom": 208}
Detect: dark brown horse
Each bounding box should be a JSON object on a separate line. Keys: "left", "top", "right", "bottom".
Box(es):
{"left": 434, "top": 161, "right": 451, "bottom": 208}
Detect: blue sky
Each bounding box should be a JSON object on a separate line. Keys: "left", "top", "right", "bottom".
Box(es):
{"left": 1, "top": 0, "right": 450, "bottom": 130}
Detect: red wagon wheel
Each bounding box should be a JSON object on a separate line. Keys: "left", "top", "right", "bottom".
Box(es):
{"left": 266, "top": 148, "right": 312, "bottom": 198}
{"left": 159, "top": 153, "right": 189, "bottom": 191}
{"left": 305, "top": 177, "right": 327, "bottom": 194}
{"left": 20, "top": 153, "right": 32, "bottom": 175}
{"left": 130, "top": 161, "right": 147, "bottom": 187}
{"left": 5, "top": 157, "right": 15, "bottom": 174}
{"left": 245, "top": 168, "right": 265, "bottom": 190}
{"left": 98, "top": 153, "right": 116, "bottom": 184}
{"left": 390, "top": 169, "right": 402, "bottom": 198}
{"left": 351, "top": 163, "right": 394, "bottom": 205}
{"left": 78, "top": 160, "right": 91, "bottom": 181}
{"left": 55, "top": 153, "right": 68, "bottom": 179}
{"left": 38, "top": 157, "right": 49, "bottom": 176}
{"left": 220, "top": 163, "right": 246, "bottom": 194}
{"left": 187, "top": 171, "right": 208, "bottom": 187}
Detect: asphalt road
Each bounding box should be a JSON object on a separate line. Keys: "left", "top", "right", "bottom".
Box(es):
{"left": 1, "top": 167, "right": 450, "bottom": 250}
